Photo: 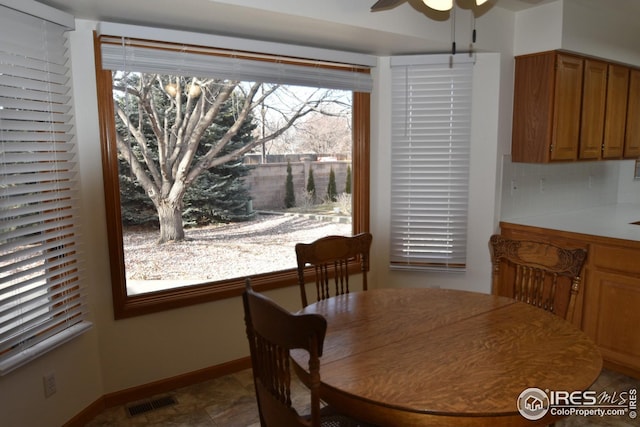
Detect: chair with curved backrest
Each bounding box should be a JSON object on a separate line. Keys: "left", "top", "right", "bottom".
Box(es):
{"left": 489, "top": 234, "right": 588, "bottom": 323}
{"left": 242, "top": 279, "right": 374, "bottom": 427}
{"left": 295, "top": 232, "right": 373, "bottom": 308}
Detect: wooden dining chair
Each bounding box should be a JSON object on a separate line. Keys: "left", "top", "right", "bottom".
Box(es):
{"left": 242, "top": 279, "right": 375, "bottom": 427}
{"left": 489, "top": 234, "right": 588, "bottom": 323}
{"left": 295, "top": 232, "right": 373, "bottom": 308}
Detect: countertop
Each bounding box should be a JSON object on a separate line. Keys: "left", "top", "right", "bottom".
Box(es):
{"left": 501, "top": 203, "right": 640, "bottom": 243}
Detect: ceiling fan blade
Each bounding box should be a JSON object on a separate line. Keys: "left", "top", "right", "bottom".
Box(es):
{"left": 371, "top": 0, "right": 407, "bottom": 11}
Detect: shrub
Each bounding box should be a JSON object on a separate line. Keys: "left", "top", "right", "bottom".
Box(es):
{"left": 284, "top": 160, "right": 296, "bottom": 208}
{"left": 327, "top": 167, "right": 337, "bottom": 202}
{"left": 306, "top": 166, "right": 316, "bottom": 203}
{"left": 345, "top": 165, "right": 352, "bottom": 194}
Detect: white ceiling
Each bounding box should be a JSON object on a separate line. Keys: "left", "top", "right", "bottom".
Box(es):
{"left": 34, "top": 0, "right": 553, "bottom": 55}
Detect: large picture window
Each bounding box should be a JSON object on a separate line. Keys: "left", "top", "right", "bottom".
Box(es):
{"left": 94, "top": 30, "right": 372, "bottom": 318}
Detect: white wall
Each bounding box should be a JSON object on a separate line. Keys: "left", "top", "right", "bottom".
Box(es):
{"left": 213, "top": 0, "right": 472, "bottom": 53}
{"left": 562, "top": 0, "right": 640, "bottom": 67}
{"left": 0, "top": 335, "right": 103, "bottom": 427}
{"left": 513, "top": 0, "right": 564, "bottom": 55}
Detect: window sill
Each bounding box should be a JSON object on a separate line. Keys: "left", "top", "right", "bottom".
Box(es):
{"left": 114, "top": 269, "right": 300, "bottom": 319}
{"left": 0, "top": 321, "right": 93, "bottom": 376}
{"left": 114, "top": 262, "right": 364, "bottom": 319}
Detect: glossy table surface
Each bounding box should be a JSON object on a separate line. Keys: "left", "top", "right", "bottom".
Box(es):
{"left": 291, "top": 287, "right": 603, "bottom": 427}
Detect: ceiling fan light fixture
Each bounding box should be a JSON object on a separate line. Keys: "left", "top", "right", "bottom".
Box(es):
{"left": 422, "top": 0, "right": 454, "bottom": 11}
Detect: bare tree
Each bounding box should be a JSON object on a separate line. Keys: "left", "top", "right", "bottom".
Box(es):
{"left": 296, "top": 113, "right": 352, "bottom": 156}
{"left": 114, "top": 73, "right": 340, "bottom": 243}
{"left": 252, "top": 90, "right": 351, "bottom": 157}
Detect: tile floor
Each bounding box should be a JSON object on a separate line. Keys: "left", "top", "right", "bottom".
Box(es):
{"left": 85, "top": 368, "right": 639, "bottom": 426}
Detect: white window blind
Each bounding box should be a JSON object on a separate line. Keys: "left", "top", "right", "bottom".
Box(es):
{"left": 0, "top": 3, "right": 91, "bottom": 375}
{"left": 390, "top": 55, "right": 473, "bottom": 271}
{"left": 98, "top": 36, "right": 373, "bottom": 93}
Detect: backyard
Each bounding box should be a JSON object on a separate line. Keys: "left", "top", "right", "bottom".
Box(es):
{"left": 123, "top": 212, "right": 351, "bottom": 294}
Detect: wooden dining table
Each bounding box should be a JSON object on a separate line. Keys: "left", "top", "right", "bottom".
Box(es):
{"left": 291, "top": 287, "right": 603, "bottom": 427}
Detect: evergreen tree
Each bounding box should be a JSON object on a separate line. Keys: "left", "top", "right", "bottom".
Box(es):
{"left": 345, "top": 165, "right": 352, "bottom": 194}
{"left": 284, "top": 160, "right": 296, "bottom": 208}
{"left": 183, "top": 99, "right": 256, "bottom": 225}
{"left": 306, "top": 166, "right": 316, "bottom": 202}
{"left": 327, "top": 167, "right": 337, "bottom": 202}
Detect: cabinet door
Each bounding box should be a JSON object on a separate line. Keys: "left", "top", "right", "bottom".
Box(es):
{"left": 579, "top": 60, "right": 607, "bottom": 159}
{"left": 512, "top": 52, "right": 556, "bottom": 163}
{"left": 625, "top": 68, "right": 640, "bottom": 158}
{"left": 602, "top": 64, "right": 630, "bottom": 158}
{"left": 551, "top": 54, "right": 583, "bottom": 161}
{"left": 583, "top": 269, "right": 640, "bottom": 372}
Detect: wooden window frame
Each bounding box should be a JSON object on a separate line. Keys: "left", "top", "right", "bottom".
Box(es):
{"left": 93, "top": 34, "right": 370, "bottom": 319}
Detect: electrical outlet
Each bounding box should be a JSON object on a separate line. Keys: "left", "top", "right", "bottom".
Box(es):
{"left": 43, "top": 372, "right": 56, "bottom": 398}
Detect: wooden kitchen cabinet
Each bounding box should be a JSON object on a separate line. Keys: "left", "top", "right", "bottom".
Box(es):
{"left": 584, "top": 246, "right": 640, "bottom": 376}
{"left": 512, "top": 51, "right": 583, "bottom": 162}
{"left": 499, "top": 222, "right": 640, "bottom": 379}
{"left": 602, "top": 64, "right": 630, "bottom": 158}
{"left": 513, "top": 50, "right": 640, "bottom": 163}
{"left": 579, "top": 59, "right": 608, "bottom": 159}
{"left": 625, "top": 69, "right": 640, "bottom": 158}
